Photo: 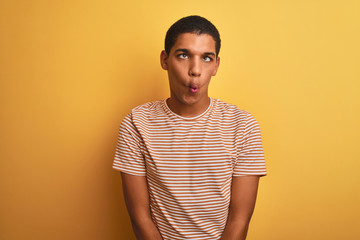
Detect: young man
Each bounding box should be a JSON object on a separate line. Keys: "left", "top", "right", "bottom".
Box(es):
{"left": 113, "top": 15, "right": 267, "bottom": 240}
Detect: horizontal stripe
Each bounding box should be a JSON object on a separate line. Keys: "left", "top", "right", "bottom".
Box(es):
{"left": 113, "top": 98, "right": 266, "bottom": 239}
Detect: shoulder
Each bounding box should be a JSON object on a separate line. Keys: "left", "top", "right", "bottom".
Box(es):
{"left": 131, "top": 100, "right": 164, "bottom": 113}
{"left": 130, "top": 100, "right": 165, "bottom": 119}
{"left": 119, "top": 100, "right": 163, "bottom": 134}
{"left": 214, "top": 99, "right": 252, "bottom": 119}
{"left": 121, "top": 100, "right": 166, "bottom": 130}
{"left": 213, "top": 99, "right": 261, "bottom": 128}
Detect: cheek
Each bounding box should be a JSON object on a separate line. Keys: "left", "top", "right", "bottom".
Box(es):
{"left": 170, "top": 64, "right": 187, "bottom": 80}
{"left": 203, "top": 69, "right": 215, "bottom": 79}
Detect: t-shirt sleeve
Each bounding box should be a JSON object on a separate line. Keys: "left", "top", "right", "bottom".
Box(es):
{"left": 233, "top": 111, "right": 267, "bottom": 177}
{"left": 112, "top": 113, "right": 146, "bottom": 176}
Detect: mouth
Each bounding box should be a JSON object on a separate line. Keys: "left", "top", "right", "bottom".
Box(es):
{"left": 188, "top": 83, "right": 199, "bottom": 93}
{"left": 190, "top": 86, "right": 198, "bottom": 93}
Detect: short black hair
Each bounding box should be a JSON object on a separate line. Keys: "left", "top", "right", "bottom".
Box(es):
{"left": 165, "top": 15, "right": 221, "bottom": 57}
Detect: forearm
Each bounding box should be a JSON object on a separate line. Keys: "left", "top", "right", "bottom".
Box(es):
{"left": 220, "top": 217, "right": 250, "bottom": 240}
{"left": 121, "top": 173, "right": 162, "bottom": 240}
{"left": 220, "top": 176, "right": 260, "bottom": 240}
{"left": 130, "top": 216, "right": 162, "bottom": 240}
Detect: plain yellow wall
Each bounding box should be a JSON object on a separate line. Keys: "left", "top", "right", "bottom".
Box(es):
{"left": 1, "top": 0, "right": 359, "bottom": 239}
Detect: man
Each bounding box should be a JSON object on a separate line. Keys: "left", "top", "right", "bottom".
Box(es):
{"left": 113, "top": 15, "right": 267, "bottom": 240}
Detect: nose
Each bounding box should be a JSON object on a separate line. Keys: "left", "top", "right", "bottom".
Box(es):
{"left": 189, "top": 57, "right": 201, "bottom": 77}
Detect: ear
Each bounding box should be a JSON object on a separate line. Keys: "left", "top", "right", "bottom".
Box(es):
{"left": 212, "top": 56, "right": 220, "bottom": 76}
{"left": 160, "top": 50, "right": 168, "bottom": 70}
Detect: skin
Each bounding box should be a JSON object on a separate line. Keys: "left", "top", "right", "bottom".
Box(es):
{"left": 160, "top": 32, "right": 220, "bottom": 117}
{"left": 220, "top": 176, "right": 260, "bottom": 240}
{"left": 121, "top": 174, "right": 162, "bottom": 240}
{"left": 121, "top": 32, "right": 261, "bottom": 240}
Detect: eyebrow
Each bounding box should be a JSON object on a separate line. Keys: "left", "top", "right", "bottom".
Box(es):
{"left": 175, "top": 48, "right": 216, "bottom": 56}
{"left": 175, "top": 48, "right": 189, "bottom": 53}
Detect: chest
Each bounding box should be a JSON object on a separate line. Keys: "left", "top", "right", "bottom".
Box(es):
{"left": 139, "top": 120, "right": 238, "bottom": 178}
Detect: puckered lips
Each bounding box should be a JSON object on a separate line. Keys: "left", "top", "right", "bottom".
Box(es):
{"left": 189, "top": 84, "right": 199, "bottom": 93}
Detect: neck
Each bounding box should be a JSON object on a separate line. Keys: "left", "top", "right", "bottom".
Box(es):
{"left": 166, "top": 97, "right": 211, "bottom": 118}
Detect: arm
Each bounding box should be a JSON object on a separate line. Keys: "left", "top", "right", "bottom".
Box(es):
{"left": 121, "top": 172, "right": 162, "bottom": 240}
{"left": 220, "top": 176, "right": 260, "bottom": 240}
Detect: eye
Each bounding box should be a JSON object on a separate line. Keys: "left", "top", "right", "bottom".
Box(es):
{"left": 203, "top": 56, "right": 212, "bottom": 62}
{"left": 178, "top": 54, "right": 189, "bottom": 59}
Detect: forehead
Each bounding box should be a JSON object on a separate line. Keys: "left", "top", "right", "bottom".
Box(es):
{"left": 171, "top": 33, "right": 216, "bottom": 54}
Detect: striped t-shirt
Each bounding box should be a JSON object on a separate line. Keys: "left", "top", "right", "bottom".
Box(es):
{"left": 113, "top": 98, "right": 266, "bottom": 239}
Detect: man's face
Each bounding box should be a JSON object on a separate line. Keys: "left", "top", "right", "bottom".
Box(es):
{"left": 160, "top": 33, "right": 220, "bottom": 107}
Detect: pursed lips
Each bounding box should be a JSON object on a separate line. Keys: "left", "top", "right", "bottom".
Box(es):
{"left": 188, "top": 83, "right": 199, "bottom": 93}
{"left": 190, "top": 86, "right": 198, "bottom": 93}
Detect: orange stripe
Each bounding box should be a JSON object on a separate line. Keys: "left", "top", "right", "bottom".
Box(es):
{"left": 113, "top": 98, "right": 266, "bottom": 239}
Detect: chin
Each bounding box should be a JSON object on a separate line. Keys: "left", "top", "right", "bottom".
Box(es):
{"left": 171, "top": 90, "right": 205, "bottom": 106}
{"left": 180, "top": 95, "right": 201, "bottom": 106}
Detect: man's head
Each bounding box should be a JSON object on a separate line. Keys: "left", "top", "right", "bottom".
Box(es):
{"left": 165, "top": 15, "right": 221, "bottom": 57}
{"left": 160, "top": 16, "right": 221, "bottom": 115}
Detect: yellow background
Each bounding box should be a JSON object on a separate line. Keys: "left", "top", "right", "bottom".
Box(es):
{"left": 1, "top": 0, "right": 359, "bottom": 239}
